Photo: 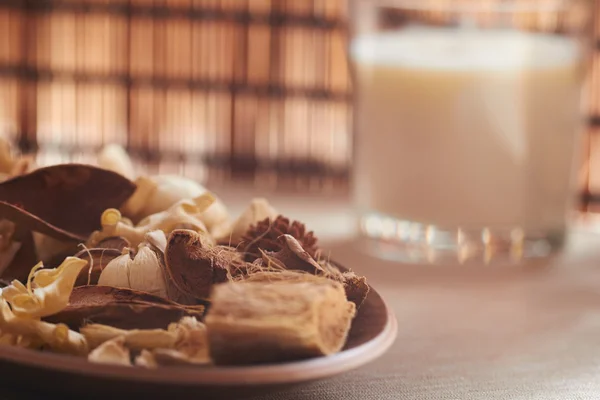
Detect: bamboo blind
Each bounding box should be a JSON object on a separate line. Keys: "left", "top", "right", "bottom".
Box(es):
{"left": 0, "top": 0, "right": 598, "bottom": 205}
{"left": 0, "top": 0, "right": 351, "bottom": 192}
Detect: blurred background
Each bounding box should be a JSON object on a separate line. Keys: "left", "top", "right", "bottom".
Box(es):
{"left": 0, "top": 0, "right": 598, "bottom": 208}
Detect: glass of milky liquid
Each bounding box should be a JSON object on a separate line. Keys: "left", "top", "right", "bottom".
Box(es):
{"left": 348, "top": 0, "right": 592, "bottom": 264}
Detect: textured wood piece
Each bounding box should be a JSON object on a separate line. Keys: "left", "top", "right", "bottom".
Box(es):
{"left": 340, "top": 272, "right": 370, "bottom": 309}
{"left": 205, "top": 278, "right": 356, "bottom": 365}
{"left": 44, "top": 286, "right": 206, "bottom": 330}
{"left": 0, "top": 164, "right": 137, "bottom": 241}
{"left": 165, "top": 229, "right": 241, "bottom": 300}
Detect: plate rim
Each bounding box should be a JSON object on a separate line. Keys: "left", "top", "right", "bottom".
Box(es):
{"left": 0, "top": 289, "right": 398, "bottom": 387}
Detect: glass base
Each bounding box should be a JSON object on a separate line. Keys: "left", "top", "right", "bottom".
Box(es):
{"left": 357, "top": 211, "right": 566, "bottom": 265}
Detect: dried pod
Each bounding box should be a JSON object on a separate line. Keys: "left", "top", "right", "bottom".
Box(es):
{"left": 96, "top": 236, "right": 130, "bottom": 252}
{"left": 165, "top": 229, "right": 244, "bottom": 300}
{"left": 144, "top": 230, "right": 167, "bottom": 254}
{"left": 144, "top": 230, "right": 198, "bottom": 305}
{"left": 265, "top": 234, "right": 325, "bottom": 274}
{"left": 339, "top": 271, "right": 370, "bottom": 309}
{"left": 44, "top": 286, "right": 205, "bottom": 330}
{"left": 205, "top": 278, "right": 356, "bottom": 365}
{"left": 0, "top": 164, "right": 136, "bottom": 241}
{"left": 98, "top": 245, "right": 168, "bottom": 298}
{"left": 242, "top": 215, "right": 320, "bottom": 261}
{"left": 88, "top": 336, "right": 131, "bottom": 366}
{"left": 73, "top": 248, "right": 122, "bottom": 286}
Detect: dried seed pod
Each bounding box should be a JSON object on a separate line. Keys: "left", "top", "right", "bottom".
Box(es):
{"left": 144, "top": 230, "right": 198, "bottom": 305}
{"left": 165, "top": 229, "right": 245, "bottom": 300}
{"left": 96, "top": 236, "right": 130, "bottom": 252}
{"left": 73, "top": 248, "right": 122, "bottom": 286}
{"left": 241, "top": 215, "right": 320, "bottom": 261}
{"left": 265, "top": 234, "right": 325, "bottom": 274}
{"left": 98, "top": 245, "right": 168, "bottom": 298}
{"left": 44, "top": 286, "right": 206, "bottom": 330}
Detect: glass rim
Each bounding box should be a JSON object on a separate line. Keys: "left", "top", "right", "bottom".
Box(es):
{"left": 349, "top": 0, "right": 581, "bottom": 13}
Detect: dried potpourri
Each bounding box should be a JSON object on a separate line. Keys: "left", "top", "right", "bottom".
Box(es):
{"left": 0, "top": 143, "right": 370, "bottom": 368}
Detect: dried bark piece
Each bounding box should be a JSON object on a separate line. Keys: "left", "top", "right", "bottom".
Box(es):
{"left": 73, "top": 248, "right": 122, "bottom": 286}
{"left": 145, "top": 230, "right": 198, "bottom": 305}
{"left": 205, "top": 278, "right": 356, "bottom": 365}
{"left": 241, "top": 215, "right": 320, "bottom": 262}
{"left": 339, "top": 271, "right": 370, "bottom": 309}
{"left": 165, "top": 229, "right": 245, "bottom": 300}
{"left": 44, "top": 286, "right": 205, "bottom": 330}
{"left": 0, "top": 164, "right": 136, "bottom": 241}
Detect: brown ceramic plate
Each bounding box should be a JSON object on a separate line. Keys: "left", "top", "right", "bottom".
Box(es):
{"left": 0, "top": 283, "right": 397, "bottom": 400}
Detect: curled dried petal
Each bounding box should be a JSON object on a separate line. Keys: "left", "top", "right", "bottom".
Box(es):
{"left": 81, "top": 323, "right": 177, "bottom": 350}
{"left": 0, "top": 299, "right": 88, "bottom": 355}
{"left": 135, "top": 349, "right": 158, "bottom": 369}
{"left": 2, "top": 257, "right": 88, "bottom": 318}
{"left": 88, "top": 336, "right": 131, "bottom": 366}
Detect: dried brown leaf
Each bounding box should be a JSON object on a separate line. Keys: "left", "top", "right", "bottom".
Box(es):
{"left": 0, "top": 164, "right": 136, "bottom": 241}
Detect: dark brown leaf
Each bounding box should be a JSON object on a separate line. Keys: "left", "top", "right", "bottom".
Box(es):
{"left": 0, "top": 164, "right": 137, "bottom": 240}
{"left": 44, "top": 286, "right": 206, "bottom": 330}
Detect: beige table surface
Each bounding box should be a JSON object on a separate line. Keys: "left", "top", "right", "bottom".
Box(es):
{"left": 4, "top": 188, "right": 600, "bottom": 400}
{"left": 217, "top": 188, "right": 600, "bottom": 400}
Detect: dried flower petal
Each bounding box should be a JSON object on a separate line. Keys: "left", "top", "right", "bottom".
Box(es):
{"left": 0, "top": 299, "right": 88, "bottom": 355}
{"left": 2, "top": 257, "right": 87, "bottom": 318}
{"left": 135, "top": 349, "right": 158, "bottom": 368}
{"left": 88, "top": 336, "right": 131, "bottom": 366}
{"left": 89, "top": 195, "right": 215, "bottom": 249}
{"left": 81, "top": 323, "right": 177, "bottom": 350}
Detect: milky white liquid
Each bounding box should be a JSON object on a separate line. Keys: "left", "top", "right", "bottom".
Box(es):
{"left": 350, "top": 27, "right": 585, "bottom": 232}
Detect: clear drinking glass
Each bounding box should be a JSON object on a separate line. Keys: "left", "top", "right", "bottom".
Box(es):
{"left": 348, "top": 0, "right": 593, "bottom": 264}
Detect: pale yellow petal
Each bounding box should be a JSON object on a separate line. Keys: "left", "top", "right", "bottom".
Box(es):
{"left": 8, "top": 257, "right": 87, "bottom": 318}
{"left": 88, "top": 337, "right": 131, "bottom": 366}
